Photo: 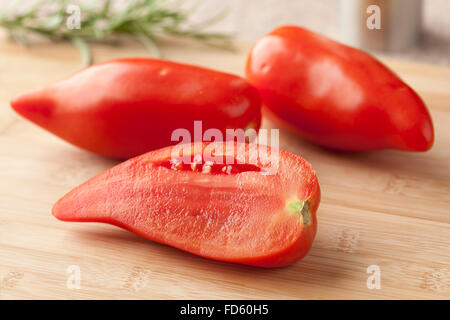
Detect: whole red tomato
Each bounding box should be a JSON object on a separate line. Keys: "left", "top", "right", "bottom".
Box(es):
{"left": 246, "top": 26, "right": 434, "bottom": 152}
{"left": 11, "top": 58, "right": 262, "bottom": 159}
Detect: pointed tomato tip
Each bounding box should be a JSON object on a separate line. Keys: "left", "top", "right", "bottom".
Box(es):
{"left": 391, "top": 113, "right": 434, "bottom": 152}
{"left": 422, "top": 120, "right": 435, "bottom": 151}
{"left": 410, "top": 118, "right": 435, "bottom": 152}
{"left": 52, "top": 195, "right": 79, "bottom": 222}
{"left": 417, "top": 133, "right": 434, "bottom": 152}
{"left": 10, "top": 95, "right": 26, "bottom": 115}
{"left": 10, "top": 90, "right": 54, "bottom": 124}
{"left": 51, "top": 191, "right": 102, "bottom": 223}
{"left": 51, "top": 198, "right": 67, "bottom": 221}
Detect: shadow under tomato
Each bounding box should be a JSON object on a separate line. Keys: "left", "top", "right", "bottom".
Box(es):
{"left": 272, "top": 120, "right": 445, "bottom": 181}
{"left": 67, "top": 225, "right": 347, "bottom": 298}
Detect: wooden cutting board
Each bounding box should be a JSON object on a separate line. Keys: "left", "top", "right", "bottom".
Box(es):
{"left": 0, "top": 36, "right": 449, "bottom": 300}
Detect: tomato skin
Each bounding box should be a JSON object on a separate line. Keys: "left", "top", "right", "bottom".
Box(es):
{"left": 52, "top": 142, "right": 320, "bottom": 268}
{"left": 11, "top": 58, "right": 262, "bottom": 159}
{"left": 246, "top": 26, "right": 434, "bottom": 152}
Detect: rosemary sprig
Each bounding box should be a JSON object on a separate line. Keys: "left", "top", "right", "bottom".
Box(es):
{"left": 0, "top": 0, "right": 233, "bottom": 65}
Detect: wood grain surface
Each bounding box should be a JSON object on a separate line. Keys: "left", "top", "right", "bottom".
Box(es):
{"left": 0, "top": 36, "right": 449, "bottom": 299}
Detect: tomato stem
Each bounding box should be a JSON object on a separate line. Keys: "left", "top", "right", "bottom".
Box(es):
{"left": 286, "top": 199, "right": 310, "bottom": 225}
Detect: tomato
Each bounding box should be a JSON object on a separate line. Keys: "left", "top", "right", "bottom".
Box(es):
{"left": 11, "top": 58, "right": 262, "bottom": 159}
{"left": 52, "top": 142, "right": 320, "bottom": 268}
{"left": 246, "top": 26, "right": 434, "bottom": 152}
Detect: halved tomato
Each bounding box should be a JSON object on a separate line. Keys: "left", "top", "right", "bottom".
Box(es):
{"left": 52, "top": 142, "right": 320, "bottom": 267}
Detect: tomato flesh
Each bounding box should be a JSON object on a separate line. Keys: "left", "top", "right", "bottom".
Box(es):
{"left": 156, "top": 157, "right": 262, "bottom": 175}
{"left": 52, "top": 142, "right": 320, "bottom": 267}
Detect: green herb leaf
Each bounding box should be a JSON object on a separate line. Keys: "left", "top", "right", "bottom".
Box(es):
{"left": 0, "top": 0, "right": 233, "bottom": 65}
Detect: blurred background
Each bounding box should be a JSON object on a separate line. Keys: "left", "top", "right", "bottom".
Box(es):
{"left": 191, "top": 0, "right": 450, "bottom": 65}
{"left": 1, "top": 0, "right": 449, "bottom": 65}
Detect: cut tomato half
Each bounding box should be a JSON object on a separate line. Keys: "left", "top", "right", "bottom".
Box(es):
{"left": 52, "top": 142, "right": 320, "bottom": 267}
